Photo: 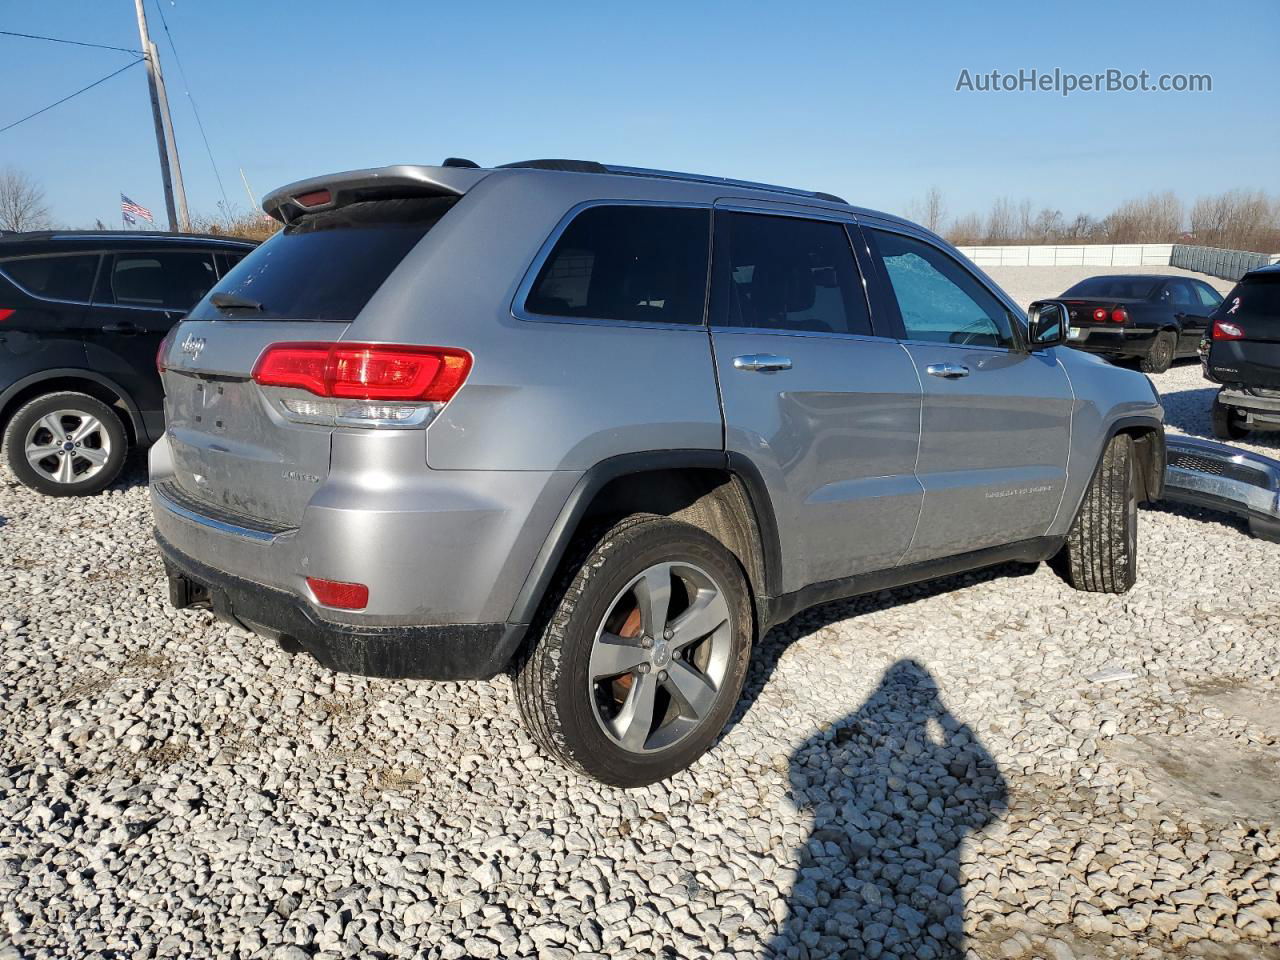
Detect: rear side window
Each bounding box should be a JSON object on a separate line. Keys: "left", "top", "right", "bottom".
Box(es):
{"left": 525, "top": 205, "right": 710, "bottom": 325}
{"left": 1, "top": 254, "right": 99, "bottom": 302}
{"left": 189, "top": 197, "right": 456, "bottom": 322}
{"left": 711, "top": 212, "right": 872, "bottom": 336}
{"left": 1160, "top": 279, "right": 1195, "bottom": 306}
{"left": 110, "top": 252, "right": 217, "bottom": 309}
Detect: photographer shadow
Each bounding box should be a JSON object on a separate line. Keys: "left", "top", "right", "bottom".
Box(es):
{"left": 771, "top": 659, "right": 1007, "bottom": 959}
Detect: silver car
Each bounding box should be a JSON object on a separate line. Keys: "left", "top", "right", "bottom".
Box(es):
{"left": 151, "top": 159, "right": 1165, "bottom": 785}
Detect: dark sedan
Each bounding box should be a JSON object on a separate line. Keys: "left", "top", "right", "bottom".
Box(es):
{"left": 1058, "top": 274, "right": 1224, "bottom": 373}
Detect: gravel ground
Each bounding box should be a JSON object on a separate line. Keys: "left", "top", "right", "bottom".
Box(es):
{"left": 3, "top": 345, "right": 1280, "bottom": 958}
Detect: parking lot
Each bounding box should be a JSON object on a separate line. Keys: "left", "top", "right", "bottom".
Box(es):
{"left": 2, "top": 273, "right": 1279, "bottom": 960}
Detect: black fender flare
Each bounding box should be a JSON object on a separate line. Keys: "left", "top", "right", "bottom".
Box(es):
{"left": 0, "top": 367, "right": 148, "bottom": 443}
{"left": 506, "top": 449, "right": 782, "bottom": 628}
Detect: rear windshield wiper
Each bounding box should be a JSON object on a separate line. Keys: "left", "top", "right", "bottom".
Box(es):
{"left": 209, "top": 292, "right": 264, "bottom": 311}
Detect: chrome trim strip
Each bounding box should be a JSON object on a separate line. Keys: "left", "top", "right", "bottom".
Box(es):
{"left": 153, "top": 482, "right": 278, "bottom": 543}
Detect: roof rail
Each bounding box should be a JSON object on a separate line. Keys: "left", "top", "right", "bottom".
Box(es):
{"left": 499, "top": 159, "right": 846, "bottom": 204}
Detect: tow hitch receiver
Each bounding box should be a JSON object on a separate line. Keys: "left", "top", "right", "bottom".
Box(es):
{"left": 1162, "top": 435, "right": 1280, "bottom": 543}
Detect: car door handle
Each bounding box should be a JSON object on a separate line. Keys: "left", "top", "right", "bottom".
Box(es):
{"left": 101, "top": 322, "right": 141, "bottom": 335}
{"left": 925, "top": 362, "right": 970, "bottom": 379}
{"left": 733, "top": 354, "right": 792, "bottom": 372}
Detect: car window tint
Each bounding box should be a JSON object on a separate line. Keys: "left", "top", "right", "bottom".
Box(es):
{"left": 1164, "top": 280, "right": 1194, "bottom": 306}
{"left": 1062, "top": 277, "right": 1158, "bottom": 299}
{"left": 526, "top": 205, "right": 710, "bottom": 325}
{"left": 1, "top": 254, "right": 99, "bottom": 302}
{"left": 1194, "top": 281, "right": 1223, "bottom": 309}
{"left": 712, "top": 212, "right": 871, "bottom": 336}
{"left": 870, "top": 230, "right": 1015, "bottom": 348}
{"left": 111, "top": 252, "right": 217, "bottom": 309}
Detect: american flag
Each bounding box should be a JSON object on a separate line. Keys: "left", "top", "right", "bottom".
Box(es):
{"left": 120, "top": 193, "right": 154, "bottom": 225}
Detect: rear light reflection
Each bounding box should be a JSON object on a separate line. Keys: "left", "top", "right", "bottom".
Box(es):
{"left": 306, "top": 576, "right": 369, "bottom": 610}
{"left": 1213, "top": 319, "right": 1246, "bottom": 340}
{"left": 157, "top": 327, "right": 177, "bottom": 372}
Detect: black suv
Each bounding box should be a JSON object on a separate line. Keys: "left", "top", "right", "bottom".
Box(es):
{"left": 0, "top": 231, "right": 256, "bottom": 495}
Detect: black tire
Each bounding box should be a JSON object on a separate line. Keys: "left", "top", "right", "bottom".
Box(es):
{"left": 1056, "top": 433, "right": 1138, "bottom": 594}
{"left": 514, "top": 514, "right": 753, "bottom": 787}
{"left": 2, "top": 392, "right": 128, "bottom": 496}
{"left": 1140, "top": 331, "right": 1176, "bottom": 374}
{"left": 1211, "top": 393, "right": 1249, "bottom": 440}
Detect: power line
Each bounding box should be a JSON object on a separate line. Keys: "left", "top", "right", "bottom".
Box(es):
{"left": 0, "top": 59, "right": 144, "bottom": 135}
{"left": 150, "top": 0, "right": 230, "bottom": 212}
{"left": 0, "top": 29, "right": 142, "bottom": 55}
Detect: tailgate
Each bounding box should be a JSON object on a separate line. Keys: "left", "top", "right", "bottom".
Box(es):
{"left": 1207, "top": 274, "right": 1280, "bottom": 387}
{"left": 162, "top": 320, "right": 349, "bottom": 526}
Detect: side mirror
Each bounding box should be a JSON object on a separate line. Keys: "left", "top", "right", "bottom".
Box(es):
{"left": 1027, "top": 300, "right": 1068, "bottom": 349}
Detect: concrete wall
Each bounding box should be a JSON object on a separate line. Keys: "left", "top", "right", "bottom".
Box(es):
{"left": 955, "top": 242, "right": 1280, "bottom": 281}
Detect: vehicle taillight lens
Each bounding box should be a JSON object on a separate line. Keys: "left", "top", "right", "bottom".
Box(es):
{"left": 1092, "top": 308, "right": 1107, "bottom": 322}
{"left": 0, "top": 309, "right": 14, "bottom": 323}
{"left": 295, "top": 189, "right": 332, "bottom": 208}
{"left": 157, "top": 327, "right": 177, "bottom": 373}
{"left": 253, "top": 343, "right": 472, "bottom": 402}
{"left": 1111, "top": 308, "right": 1128, "bottom": 324}
{"left": 306, "top": 576, "right": 369, "bottom": 610}
{"left": 1213, "top": 319, "right": 1245, "bottom": 340}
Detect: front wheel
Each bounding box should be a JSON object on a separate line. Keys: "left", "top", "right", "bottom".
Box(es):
{"left": 514, "top": 515, "right": 753, "bottom": 787}
{"left": 2, "top": 392, "right": 128, "bottom": 496}
{"left": 1140, "top": 331, "right": 1176, "bottom": 374}
{"left": 1055, "top": 433, "right": 1138, "bottom": 594}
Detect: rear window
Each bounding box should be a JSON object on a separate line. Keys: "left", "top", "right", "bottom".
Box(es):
{"left": 188, "top": 197, "right": 456, "bottom": 322}
{"left": 525, "top": 205, "right": 710, "bottom": 325}
{"left": 1, "top": 254, "right": 99, "bottom": 302}
{"left": 1062, "top": 277, "right": 1158, "bottom": 300}
{"left": 1215, "top": 275, "right": 1280, "bottom": 323}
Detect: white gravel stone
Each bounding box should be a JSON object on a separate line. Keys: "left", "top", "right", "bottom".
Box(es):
{"left": 2, "top": 320, "right": 1279, "bottom": 958}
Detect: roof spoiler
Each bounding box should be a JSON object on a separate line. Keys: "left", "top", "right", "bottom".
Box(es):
{"left": 262, "top": 164, "right": 491, "bottom": 224}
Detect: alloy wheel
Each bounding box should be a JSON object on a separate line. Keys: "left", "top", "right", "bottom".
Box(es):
{"left": 23, "top": 410, "right": 113, "bottom": 485}
{"left": 588, "top": 561, "right": 733, "bottom": 754}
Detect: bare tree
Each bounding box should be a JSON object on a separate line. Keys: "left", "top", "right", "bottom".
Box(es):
{"left": 943, "top": 212, "right": 984, "bottom": 246}
{"left": 1030, "top": 208, "right": 1065, "bottom": 243}
{"left": 1190, "top": 189, "right": 1280, "bottom": 251}
{"left": 0, "top": 168, "right": 51, "bottom": 232}
{"left": 1103, "top": 191, "right": 1182, "bottom": 244}
{"left": 984, "top": 198, "right": 1017, "bottom": 244}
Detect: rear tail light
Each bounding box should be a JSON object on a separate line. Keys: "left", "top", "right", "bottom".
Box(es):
{"left": 157, "top": 327, "right": 177, "bottom": 372}
{"left": 1111, "top": 308, "right": 1128, "bottom": 324}
{"left": 306, "top": 576, "right": 369, "bottom": 610}
{"left": 1213, "top": 319, "right": 1246, "bottom": 340}
{"left": 254, "top": 343, "right": 471, "bottom": 401}
{"left": 1092, "top": 308, "right": 1108, "bottom": 322}
{"left": 0, "top": 309, "right": 14, "bottom": 323}
{"left": 253, "top": 342, "right": 471, "bottom": 428}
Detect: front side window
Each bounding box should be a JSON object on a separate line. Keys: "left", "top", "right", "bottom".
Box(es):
{"left": 1, "top": 254, "right": 99, "bottom": 302}
{"left": 711, "top": 212, "right": 871, "bottom": 336}
{"left": 110, "top": 252, "right": 217, "bottom": 309}
{"left": 1194, "top": 281, "right": 1223, "bottom": 309}
{"left": 525, "top": 205, "right": 710, "bottom": 325}
{"left": 869, "top": 230, "right": 1015, "bottom": 348}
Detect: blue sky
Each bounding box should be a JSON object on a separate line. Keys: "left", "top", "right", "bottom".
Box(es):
{"left": 4, "top": 0, "right": 1277, "bottom": 230}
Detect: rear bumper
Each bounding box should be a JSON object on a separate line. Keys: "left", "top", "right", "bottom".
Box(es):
{"left": 158, "top": 534, "right": 527, "bottom": 679}
{"left": 1162, "top": 435, "right": 1280, "bottom": 542}
{"left": 1065, "top": 326, "right": 1159, "bottom": 358}
{"left": 1217, "top": 388, "right": 1280, "bottom": 427}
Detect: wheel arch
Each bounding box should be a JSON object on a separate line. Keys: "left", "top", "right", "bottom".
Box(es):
{"left": 0, "top": 369, "right": 144, "bottom": 449}
{"left": 506, "top": 450, "right": 781, "bottom": 634}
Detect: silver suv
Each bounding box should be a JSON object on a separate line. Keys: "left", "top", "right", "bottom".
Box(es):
{"left": 151, "top": 159, "right": 1165, "bottom": 786}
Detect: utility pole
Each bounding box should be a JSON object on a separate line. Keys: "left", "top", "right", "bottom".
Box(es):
{"left": 134, "top": 0, "right": 189, "bottom": 231}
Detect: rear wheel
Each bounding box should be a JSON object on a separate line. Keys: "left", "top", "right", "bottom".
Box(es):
{"left": 1056, "top": 433, "right": 1138, "bottom": 594}
{"left": 1211, "top": 393, "right": 1249, "bottom": 440}
{"left": 2, "top": 392, "right": 128, "bottom": 496}
{"left": 1140, "top": 331, "right": 1176, "bottom": 374}
{"left": 514, "top": 514, "right": 753, "bottom": 787}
